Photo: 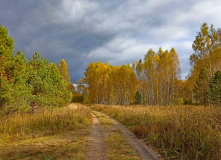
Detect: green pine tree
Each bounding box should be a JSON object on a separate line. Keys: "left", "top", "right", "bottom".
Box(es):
{"left": 49, "top": 63, "right": 72, "bottom": 107}
{"left": 194, "top": 68, "right": 209, "bottom": 106}
{"left": 210, "top": 70, "right": 221, "bottom": 106}
{"left": 134, "top": 91, "right": 142, "bottom": 105}
{"left": 0, "top": 25, "right": 14, "bottom": 107}
{"left": 10, "top": 50, "right": 33, "bottom": 110}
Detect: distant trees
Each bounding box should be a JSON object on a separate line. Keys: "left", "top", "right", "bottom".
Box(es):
{"left": 72, "top": 78, "right": 87, "bottom": 103}
{"left": 84, "top": 47, "right": 181, "bottom": 106}
{"left": 0, "top": 25, "right": 71, "bottom": 112}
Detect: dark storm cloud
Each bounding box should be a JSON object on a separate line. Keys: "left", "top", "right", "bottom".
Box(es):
{"left": 1, "top": 0, "right": 221, "bottom": 82}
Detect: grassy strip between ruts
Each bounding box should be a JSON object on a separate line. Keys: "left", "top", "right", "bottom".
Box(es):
{"left": 0, "top": 104, "right": 92, "bottom": 160}
{"left": 92, "top": 105, "right": 221, "bottom": 160}
{"left": 92, "top": 111, "right": 141, "bottom": 160}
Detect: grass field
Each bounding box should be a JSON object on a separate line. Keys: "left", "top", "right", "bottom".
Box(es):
{"left": 0, "top": 104, "right": 92, "bottom": 159}
{"left": 92, "top": 105, "right": 221, "bottom": 160}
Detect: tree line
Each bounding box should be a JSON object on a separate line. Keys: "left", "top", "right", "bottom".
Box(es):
{"left": 83, "top": 48, "right": 182, "bottom": 106}
{"left": 0, "top": 25, "right": 72, "bottom": 112}
{"left": 83, "top": 23, "right": 221, "bottom": 106}
{"left": 1, "top": 22, "right": 220, "bottom": 108}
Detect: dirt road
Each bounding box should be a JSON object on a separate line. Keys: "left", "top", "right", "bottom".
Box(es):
{"left": 86, "top": 111, "right": 161, "bottom": 160}
{"left": 85, "top": 113, "right": 108, "bottom": 160}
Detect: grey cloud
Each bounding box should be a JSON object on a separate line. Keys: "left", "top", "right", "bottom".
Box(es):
{"left": 1, "top": 0, "right": 221, "bottom": 82}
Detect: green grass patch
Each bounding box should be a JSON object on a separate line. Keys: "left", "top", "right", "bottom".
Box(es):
{"left": 107, "top": 129, "right": 141, "bottom": 160}
{"left": 92, "top": 111, "right": 113, "bottom": 127}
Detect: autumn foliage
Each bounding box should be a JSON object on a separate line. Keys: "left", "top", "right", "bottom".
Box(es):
{"left": 133, "top": 47, "right": 181, "bottom": 106}
{"left": 84, "top": 62, "right": 137, "bottom": 105}
{"left": 184, "top": 23, "right": 221, "bottom": 106}
{"left": 84, "top": 48, "right": 182, "bottom": 106}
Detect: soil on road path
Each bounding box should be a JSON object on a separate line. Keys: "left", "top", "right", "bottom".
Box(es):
{"left": 86, "top": 110, "right": 161, "bottom": 160}
{"left": 85, "top": 113, "right": 108, "bottom": 160}
{"left": 104, "top": 113, "right": 161, "bottom": 160}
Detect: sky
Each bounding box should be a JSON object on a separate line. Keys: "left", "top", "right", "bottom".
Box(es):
{"left": 1, "top": 0, "right": 221, "bottom": 83}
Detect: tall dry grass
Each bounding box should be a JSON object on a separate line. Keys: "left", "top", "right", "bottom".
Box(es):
{"left": 92, "top": 105, "right": 221, "bottom": 160}
{"left": 0, "top": 105, "right": 92, "bottom": 142}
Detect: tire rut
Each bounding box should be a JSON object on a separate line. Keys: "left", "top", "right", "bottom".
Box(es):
{"left": 85, "top": 113, "right": 108, "bottom": 160}
{"left": 102, "top": 113, "right": 161, "bottom": 160}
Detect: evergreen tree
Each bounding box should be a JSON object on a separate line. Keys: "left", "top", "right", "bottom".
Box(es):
{"left": 0, "top": 25, "right": 14, "bottom": 107}
{"left": 134, "top": 91, "right": 141, "bottom": 104}
{"left": 49, "top": 63, "right": 72, "bottom": 107}
{"left": 28, "top": 51, "right": 50, "bottom": 110}
{"left": 0, "top": 25, "right": 72, "bottom": 112}
{"left": 210, "top": 70, "right": 221, "bottom": 106}
{"left": 194, "top": 68, "right": 209, "bottom": 106}
{"left": 10, "top": 50, "right": 33, "bottom": 110}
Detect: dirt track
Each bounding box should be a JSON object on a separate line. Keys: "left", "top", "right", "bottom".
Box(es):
{"left": 85, "top": 113, "right": 108, "bottom": 160}
{"left": 85, "top": 111, "right": 161, "bottom": 160}
{"left": 104, "top": 113, "right": 161, "bottom": 160}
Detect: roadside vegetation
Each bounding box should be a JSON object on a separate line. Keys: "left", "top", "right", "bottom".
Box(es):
{"left": 0, "top": 105, "right": 92, "bottom": 159}
{"left": 92, "top": 105, "right": 221, "bottom": 160}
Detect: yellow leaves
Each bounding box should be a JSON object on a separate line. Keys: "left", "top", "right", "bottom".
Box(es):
{"left": 88, "top": 62, "right": 95, "bottom": 68}
{"left": 154, "top": 54, "right": 160, "bottom": 63}
{"left": 49, "top": 62, "right": 55, "bottom": 68}
{"left": 85, "top": 61, "right": 137, "bottom": 105}
{"left": 103, "top": 64, "right": 109, "bottom": 70}
{"left": 58, "top": 59, "right": 71, "bottom": 82}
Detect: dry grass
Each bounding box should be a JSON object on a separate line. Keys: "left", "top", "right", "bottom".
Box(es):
{"left": 92, "top": 105, "right": 221, "bottom": 160}
{"left": 0, "top": 105, "right": 92, "bottom": 140}
{"left": 0, "top": 104, "right": 92, "bottom": 159}
{"left": 0, "top": 129, "right": 89, "bottom": 160}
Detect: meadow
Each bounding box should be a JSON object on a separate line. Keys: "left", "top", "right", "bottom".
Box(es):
{"left": 92, "top": 105, "right": 221, "bottom": 160}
